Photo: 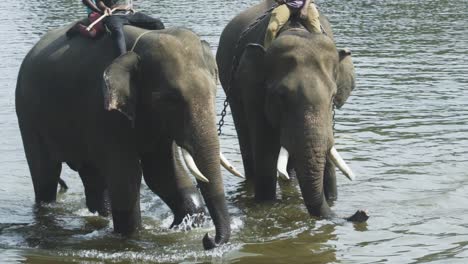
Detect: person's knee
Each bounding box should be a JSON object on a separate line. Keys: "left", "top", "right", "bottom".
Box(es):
{"left": 129, "top": 13, "right": 165, "bottom": 30}
{"left": 308, "top": 4, "right": 320, "bottom": 20}
{"left": 267, "top": 22, "right": 279, "bottom": 35}
{"left": 153, "top": 19, "right": 165, "bottom": 30}
{"left": 143, "top": 19, "right": 165, "bottom": 30}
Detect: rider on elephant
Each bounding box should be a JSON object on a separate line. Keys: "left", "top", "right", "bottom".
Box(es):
{"left": 96, "top": 0, "right": 165, "bottom": 55}
{"left": 264, "top": 0, "right": 322, "bottom": 49}
{"left": 66, "top": 0, "right": 105, "bottom": 39}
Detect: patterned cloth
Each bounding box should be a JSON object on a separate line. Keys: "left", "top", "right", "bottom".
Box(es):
{"left": 104, "top": 0, "right": 133, "bottom": 8}
{"left": 285, "top": 0, "right": 305, "bottom": 9}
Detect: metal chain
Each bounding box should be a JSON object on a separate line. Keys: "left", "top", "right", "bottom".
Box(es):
{"left": 217, "top": 4, "right": 279, "bottom": 136}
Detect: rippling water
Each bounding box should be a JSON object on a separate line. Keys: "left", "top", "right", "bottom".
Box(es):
{"left": 1, "top": 0, "right": 467, "bottom": 263}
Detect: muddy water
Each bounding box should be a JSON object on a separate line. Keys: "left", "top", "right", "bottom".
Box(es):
{"left": 0, "top": 0, "right": 467, "bottom": 263}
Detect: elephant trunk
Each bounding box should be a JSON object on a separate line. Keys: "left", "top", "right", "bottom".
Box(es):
{"left": 295, "top": 133, "right": 334, "bottom": 218}
{"left": 292, "top": 113, "right": 369, "bottom": 222}
{"left": 188, "top": 107, "right": 230, "bottom": 250}
{"left": 290, "top": 107, "right": 335, "bottom": 218}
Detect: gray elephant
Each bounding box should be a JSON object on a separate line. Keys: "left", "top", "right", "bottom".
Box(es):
{"left": 216, "top": 0, "right": 368, "bottom": 222}
{"left": 16, "top": 24, "right": 235, "bottom": 249}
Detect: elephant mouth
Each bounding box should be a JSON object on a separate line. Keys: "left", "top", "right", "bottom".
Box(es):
{"left": 276, "top": 146, "right": 355, "bottom": 181}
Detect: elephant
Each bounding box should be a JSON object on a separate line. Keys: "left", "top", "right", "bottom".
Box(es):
{"left": 16, "top": 24, "right": 236, "bottom": 249}
{"left": 216, "top": 0, "right": 368, "bottom": 222}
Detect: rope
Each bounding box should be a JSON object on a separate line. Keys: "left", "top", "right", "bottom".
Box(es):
{"left": 130, "top": 30, "right": 153, "bottom": 51}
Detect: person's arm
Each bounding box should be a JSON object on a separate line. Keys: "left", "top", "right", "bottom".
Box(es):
{"left": 300, "top": 0, "right": 312, "bottom": 19}
{"left": 82, "top": 0, "right": 102, "bottom": 14}
{"left": 96, "top": 0, "right": 112, "bottom": 15}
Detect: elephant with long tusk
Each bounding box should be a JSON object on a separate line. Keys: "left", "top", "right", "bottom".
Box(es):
{"left": 277, "top": 146, "right": 355, "bottom": 181}
{"left": 178, "top": 146, "right": 244, "bottom": 182}
{"left": 16, "top": 25, "right": 232, "bottom": 249}
{"left": 216, "top": 0, "right": 368, "bottom": 222}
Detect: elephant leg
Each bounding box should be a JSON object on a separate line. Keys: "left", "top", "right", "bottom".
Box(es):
{"left": 78, "top": 164, "right": 110, "bottom": 216}
{"left": 141, "top": 139, "right": 205, "bottom": 227}
{"left": 103, "top": 152, "right": 142, "bottom": 235}
{"left": 20, "top": 127, "right": 62, "bottom": 203}
{"left": 324, "top": 158, "right": 337, "bottom": 202}
{"left": 251, "top": 132, "right": 279, "bottom": 201}
{"left": 229, "top": 94, "right": 255, "bottom": 181}
{"left": 245, "top": 106, "right": 279, "bottom": 200}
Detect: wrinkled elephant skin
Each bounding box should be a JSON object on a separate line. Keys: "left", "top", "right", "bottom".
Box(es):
{"left": 16, "top": 25, "right": 230, "bottom": 248}
{"left": 216, "top": 0, "right": 367, "bottom": 222}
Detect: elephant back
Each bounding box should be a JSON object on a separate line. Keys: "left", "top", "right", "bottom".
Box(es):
{"left": 217, "top": 0, "right": 274, "bottom": 87}
{"left": 216, "top": 0, "right": 335, "bottom": 88}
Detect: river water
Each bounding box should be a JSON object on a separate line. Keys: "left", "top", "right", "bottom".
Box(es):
{"left": 1, "top": 0, "right": 467, "bottom": 263}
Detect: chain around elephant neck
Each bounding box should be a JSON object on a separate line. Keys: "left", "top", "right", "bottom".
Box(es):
{"left": 217, "top": 3, "right": 279, "bottom": 136}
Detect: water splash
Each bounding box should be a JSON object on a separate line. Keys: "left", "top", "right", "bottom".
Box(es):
{"left": 172, "top": 213, "right": 209, "bottom": 232}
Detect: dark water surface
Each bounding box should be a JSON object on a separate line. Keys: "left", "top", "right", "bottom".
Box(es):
{"left": 1, "top": 0, "right": 467, "bottom": 263}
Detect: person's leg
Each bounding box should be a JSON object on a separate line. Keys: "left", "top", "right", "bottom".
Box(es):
{"left": 66, "top": 18, "right": 91, "bottom": 39}
{"left": 264, "top": 4, "right": 291, "bottom": 49}
{"left": 78, "top": 24, "right": 97, "bottom": 38}
{"left": 303, "top": 1, "right": 322, "bottom": 33}
{"left": 104, "top": 15, "right": 128, "bottom": 55}
{"left": 127, "top": 12, "right": 165, "bottom": 30}
{"left": 89, "top": 12, "right": 105, "bottom": 37}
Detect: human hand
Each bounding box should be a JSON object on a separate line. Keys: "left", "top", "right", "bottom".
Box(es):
{"left": 104, "top": 7, "right": 112, "bottom": 15}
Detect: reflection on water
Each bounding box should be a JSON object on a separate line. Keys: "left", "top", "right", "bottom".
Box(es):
{"left": 0, "top": 0, "right": 467, "bottom": 263}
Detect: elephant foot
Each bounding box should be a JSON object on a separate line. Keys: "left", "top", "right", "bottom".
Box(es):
{"left": 326, "top": 195, "right": 337, "bottom": 203}
{"left": 112, "top": 209, "right": 141, "bottom": 236}
{"left": 202, "top": 233, "right": 229, "bottom": 250}
{"left": 346, "top": 210, "right": 369, "bottom": 223}
{"left": 86, "top": 190, "right": 111, "bottom": 217}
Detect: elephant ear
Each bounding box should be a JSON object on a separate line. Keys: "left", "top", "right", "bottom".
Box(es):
{"left": 235, "top": 43, "right": 268, "bottom": 116}
{"left": 103, "top": 51, "right": 140, "bottom": 121}
{"left": 334, "top": 48, "right": 356, "bottom": 109}
{"left": 201, "top": 40, "right": 219, "bottom": 85}
{"left": 235, "top": 44, "right": 266, "bottom": 94}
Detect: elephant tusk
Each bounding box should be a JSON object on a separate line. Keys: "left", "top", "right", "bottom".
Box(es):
{"left": 329, "top": 146, "right": 356, "bottom": 181}
{"left": 220, "top": 152, "right": 245, "bottom": 179}
{"left": 277, "top": 147, "right": 290, "bottom": 180}
{"left": 180, "top": 146, "right": 210, "bottom": 183}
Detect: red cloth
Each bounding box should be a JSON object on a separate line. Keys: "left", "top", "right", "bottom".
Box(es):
{"left": 78, "top": 12, "right": 104, "bottom": 38}
{"left": 88, "top": 12, "right": 104, "bottom": 32}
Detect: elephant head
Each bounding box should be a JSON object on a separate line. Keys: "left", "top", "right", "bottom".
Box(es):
{"left": 101, "top": 31, "right": 231, "bottom": 249}
{"left": 236, "top": 30, "right": 364, "bottom": 220}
